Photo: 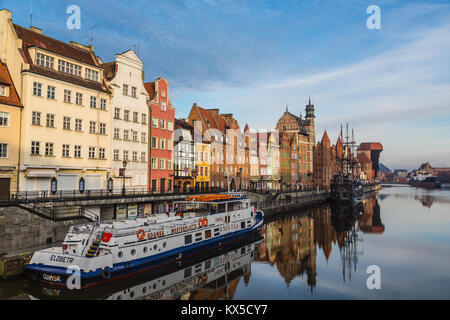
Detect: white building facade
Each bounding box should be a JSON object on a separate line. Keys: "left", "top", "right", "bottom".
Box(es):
{"left": 103, "top": 50, "right": 149, "bottom": 190}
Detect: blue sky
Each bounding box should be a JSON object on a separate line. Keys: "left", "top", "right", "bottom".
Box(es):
{"left": 3, "top": 0, "right": 450, "bottom": 170}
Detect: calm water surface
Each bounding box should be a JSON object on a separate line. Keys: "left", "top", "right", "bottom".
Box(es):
{"left": 2, "top": 186, "right": 450, "bottom": 300}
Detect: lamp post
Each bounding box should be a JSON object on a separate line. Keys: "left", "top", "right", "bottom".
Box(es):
{"left": 122, "top": 160, "right": 128, "bottom": 196}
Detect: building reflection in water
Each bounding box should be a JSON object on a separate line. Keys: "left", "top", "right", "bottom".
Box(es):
{"left": 254, "top": 195, "right": 384, "bottom": 291}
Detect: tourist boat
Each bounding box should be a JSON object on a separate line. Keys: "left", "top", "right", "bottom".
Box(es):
{"left": 25, "top": 232, "right": 263, "bottom": 300}
{"left": 409, "top": 176, "right": 441, "bottom": 189}
{"left": 25, "top": 193, "right": 264, "bottom": 288}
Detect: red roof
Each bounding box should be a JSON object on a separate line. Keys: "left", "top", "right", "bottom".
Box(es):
{"left": 14, "top": 24, "right": 98, "bottom": 66}
{"left": 144, "top": 82, "right": 156, "bottom": 100}
{"left": 0, "top": 63, "right": 22, "bottom": 108}
{"left": 321, "top": 131, "right": 330, "bottom": 144}
{"left": 358, "top": 142, "right": 383, "bottom": 151}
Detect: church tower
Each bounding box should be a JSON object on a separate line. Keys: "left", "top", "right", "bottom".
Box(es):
{"left": 305, "top": 97, "right": 316, "bottom": 144}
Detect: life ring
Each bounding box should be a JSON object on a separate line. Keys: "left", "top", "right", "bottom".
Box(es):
{"left": 102, "top": 269, "right": 111, "bottom": 280}
{"left": 198, "top": 218, "right": 203, "bottom": 228}
{"left": 137, "top": 228, "right": 146, "bottom": 241}
{"left": 202, "top": 218, "right": 208, "bottom": 227}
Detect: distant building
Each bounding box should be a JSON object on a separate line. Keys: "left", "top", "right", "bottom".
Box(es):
{"left": 173, "top": 119, "right": 195, "bottom": 192}
{"left": 356, "top": 142, "right": 383, "bottom": 181}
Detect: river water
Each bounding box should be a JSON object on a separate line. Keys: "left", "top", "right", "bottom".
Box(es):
{"left": 1, "top": 186, "right": 450, "bottom": 300}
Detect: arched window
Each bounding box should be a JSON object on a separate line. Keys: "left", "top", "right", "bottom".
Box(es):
{"left": 51, "top": 178, "right": 57, "bottom": 194}
{"left": 79, "top": 177, "right": 85, "bottom": 193}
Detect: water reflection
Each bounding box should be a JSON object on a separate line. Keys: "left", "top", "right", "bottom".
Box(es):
{"left": 24, "top": 233, "right": 263, "bottom": 300}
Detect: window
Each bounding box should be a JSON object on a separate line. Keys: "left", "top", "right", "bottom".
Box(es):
{"left": 184, "top": 267, "right": 192, "bottom": 279}
{"left": 162, "top": 90, "right": 166, "bottom": 98}
{"left": 205, "top": 167, "right": 209, "bottom": 176}
{"left": 47, "top": 86, "right": 56, "bottom": 99}
{"left": 123, "top": 150, "right": 129, "bottom": 161}
{"left": 133, "top": 112, "right": 139, "bottom": 123}
{"left": 132, "top": 131, "right": 138, "bottom": 142}
{"left": 167, "top": 160, "right": 172, "bottom": 170}
{"left": 113, "top": 150, "right": 119, "bottom": 161}
{"left": 58, "top": 60, "right": 81, "bottom": 76}
{"left": 89, "top": 121, "right": 96, "bottom": 134}
{"left": 32, "top": 111, "right": 41, "bottom": 126}
{"left": 89, "top": 147, "right": 96, "bottom": 159}
{"left": 142, "top": 114, "right": 147, "bottom": 125}
{"left": 85, "top": 68, "right": 99, "bottom": 81}
{"left": 100, "top": 98, "right": 107, "bottom": 110}
{"left": 36, "top": 52, "right": 54, "bottom": 68}
{"left": 123, "top": 84, "right": 129, "bottom": 96}
{"left": 160, "top": 138, "right": 165, "bottom": 150}
{"left": 141, "top": 132, "right": 146, "bottom": 143}
{"left": 152, "top": 137, "right": 157, "bottom": 149}
{"left": 195, "top": 232, "right": 202, "bottom": 242}
{"left": 63, "top": 117, "right": 71, "bottom": 130}
{"left": 99, "top": 123, "right": 106, "bottom": 135}
{"left": 0, "top": 144, "right": 8, "bottom": 158}
{"left": 167, "top": 121, "right": 173, "bottom": 131}
{"left": 75, "top": 119, "right": 82, "bottom": 131}
{"left": 0, "top": 112, "right": 9, "bottom": 127}
{"left": 33, "top": 82, "right": 42, "bottom": 96}
{"left": 31, "top": 141, "right": 40, "bottom": 155}
{"left": 152, "top": 118, "right": 158, "bottom": 128}
{"left": 123, "top": 130, "right": 129, "bottom": 141}
{"left": 241, "top": 221, "right": 245, "bottom": 229}
{"left": 151, "top": 158, "right": 157, "bottom": 169}
{"left": 185, "top": 235, "right": 192, "bottom": 245}
{"left": 114, "top": 108, "right": 121, "bottom": 119}
{"left": 64, "top": 89, "right": 71, "bottom": 103}
{"left": 132, "top": 151, "right": 138, "bottom": 162}
{"left": 159, "top": 158, "right": 165, "bottom": 170}
{"left": 161, "top": 102, "right": 166, "bottom": 111}
{"left": 114, "top": 128, "right": 120, "bottom": 139}
{"left": 167, "top": 139, "right": 172, "bottom": 151}
{"left": 0, "top": 85, "right": 5, "bottom": 97}
{"left": 76, "top": 92, "right": 83, "bottom": 105}
{"left": 131, "top": 87, "right": 137, "bottom": 98}
{"left": 46, "top": 114, "right": 55, "bottom": 128}
{"left": 45, "top": 143, "right": 54, "bottom": 156}
{"left": 74, "top": 145, "right": 81, "bottom": 158}
{"left": 140, "top": 152, "right": 146, "bottom": 163}
{"left": 62, "top": 144, "right": 70, "bottom": 157}
{"left": 124, "top": 110, "right": 130, "bottom": 121}
{"left": 159, "top": 119, "right": 165, "bottom": 129}
{"left": 90, "top": 96, "right": 97, "bottom": 108}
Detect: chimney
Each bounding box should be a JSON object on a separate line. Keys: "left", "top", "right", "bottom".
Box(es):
{"left": 30, "top": 26, "right": 42, "bottom": 34}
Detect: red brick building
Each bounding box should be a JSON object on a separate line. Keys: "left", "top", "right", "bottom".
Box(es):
{"left": 144, "top": 78, "right": 175, "bottom": 193}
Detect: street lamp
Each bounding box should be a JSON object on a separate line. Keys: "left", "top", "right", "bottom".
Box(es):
{"left": 122, "top": 160, "right": 128, "bottom": 196}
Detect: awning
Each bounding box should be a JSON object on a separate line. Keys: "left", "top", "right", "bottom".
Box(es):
{"left": 25, "top": 170, "right": 56, "bottom": 178}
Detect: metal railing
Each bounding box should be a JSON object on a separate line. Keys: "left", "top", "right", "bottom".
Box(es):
{"left": 5, "top": 187, "right": 228, "bottom": 204}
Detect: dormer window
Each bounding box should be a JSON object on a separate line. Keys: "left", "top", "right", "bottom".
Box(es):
{"left": 58, "top": 60, "right": 81, "bottom": 77}
{"left": 0, "top": 85, "right": 6, "bottom": 97}
{"left": 36, "top": 53, "right": 54, "bottom": 69}
{"left": 85, "top": 68, "right": 99, "bottom": 82}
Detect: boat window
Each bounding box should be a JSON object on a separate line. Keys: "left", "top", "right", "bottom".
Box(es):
{"left": 184, "top": 267, "right": 192, "bottom": 278}
{"left": 241, "top": 221, "right": 245, "bottom": 229}
{"left": 195, "top": 263, "right": 202, "bottom": 274}
{"left": 241, "top": 247, "right": 246, "bottom": 255}
{"left": 218, "top": 203, "right": 226, "bottom": 213}
{"left": 153, "top": 244, "right": 158, "bottom": 251}
{"left": 118, "top": 251, "right": 123, "bottom": 258}
{"left": 131, "top": 249, "right": 136, "bottom": 256}
{"left": 205, "top": 260, "right": 211, "bottom": 270}
{"left": 163, "top": 242, "right": 167, "bottom": 248}
{"left": 205, "top": 230, "right": 211, "bottom": 239}
{"left": 195, "top": 234, "right": 202, "bottom": 242}
{"left": 143, "top": 247, "right": 148, "bottom": 253}
{"left": 153, "top": 283, "right": 157, "bottom": 289}
{"left": 185, "top": 235, "right": 192, "bottom": 245}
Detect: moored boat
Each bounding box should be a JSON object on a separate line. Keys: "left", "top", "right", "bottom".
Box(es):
{"left": 409, "top": 176, "right": 441, "bottom": 189}
{"left": 25, "top": 193, "right": 264, "bottom": 288}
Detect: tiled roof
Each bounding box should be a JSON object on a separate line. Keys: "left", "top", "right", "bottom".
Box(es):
{"left": 144, "top": 82, "right": 156, "bottom": 100}
{"left": 358, "top": 142, "right": 383, "bottom": 151}
{"left": 321, "top": 131, "right": 330, "bottom": 144}
{"left": 0, "top": 63, "right": 22, "bottom": 107}
{"left": 14, "top": 24, "right": 98, "bottom": 66}
{"left": 101, "top": 62, "right": 117, "bottom": 81}
{"left": 25, "top": 65, "right": 105, "bottom": 92}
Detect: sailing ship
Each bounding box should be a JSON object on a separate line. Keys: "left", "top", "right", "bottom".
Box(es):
{"left": 330, "top": 124, "right": 364, "bottom": 205}
{"left": 25, "top": 193, "right": 264, "bottom": 288}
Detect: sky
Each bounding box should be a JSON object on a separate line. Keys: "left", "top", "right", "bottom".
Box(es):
{"left": 2, "top": 0, "right": 450, "bottom": 170}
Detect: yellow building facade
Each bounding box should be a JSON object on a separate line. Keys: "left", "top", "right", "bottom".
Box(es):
{"left": 0, "top": 62, "right": 22, "bottom": 199}
{"left": 0, "top": 10, "right": 113, "bottom": 194}
{"left": 194, "top": 142, "right": 211, "bottom": 190}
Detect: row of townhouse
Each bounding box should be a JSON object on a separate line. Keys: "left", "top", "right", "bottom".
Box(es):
{"left": 0, "top": 10, "right": 175, "bottom": 199}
